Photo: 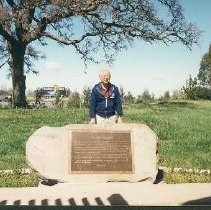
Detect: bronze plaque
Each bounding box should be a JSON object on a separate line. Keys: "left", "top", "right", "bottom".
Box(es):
{"left": 70, "top": 130, "right": 132, "bottom": 173}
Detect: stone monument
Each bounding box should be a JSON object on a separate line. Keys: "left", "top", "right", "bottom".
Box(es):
{"left": 26, "top": 123, "right": 158, "bottom": 183}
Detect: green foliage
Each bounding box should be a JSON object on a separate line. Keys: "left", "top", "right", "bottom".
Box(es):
{"left": 141, "top": 89, "right": 155, "bottom": 103}
{"left": 193, "top": 86, "right": 211, "bottom": 100}
{"left": 198, "top": 44, "right": 211, "bottom": 87}
{"left": 82, "top": 86, "right": 91, "bottom": 108}
{"left": 67, "top": 91, "right": 81, "bottom": 108}
{"left": 136, "top": 95, "right": 142, "bottom": 103}
{"left": 183, "top": 74, "right": 211, "bottom": 100}
{"left": 124, "top": 91, "right": 135, "bottom": 104}
{"left": 159, "top": 90, "right": 171, "bottom": 100}
{"left": 54, "top": 89, "right": 68, "bottom": 108}
{"left": 54, "top": 94, "right": 61, "bottom": 107}
{"left": 182, "top": 75, "right": 198, "bottom": 99}
{"left": 158, "top": 91, "right": 171, "bottom": 101}
{"left": 171, "top": 89, "right": 185, "bottom": 100}
{"left": 136, "top": 89, "right": 155, "bottom": 103}
{"left": 163, "top": 91, "right": 170, "bottom": 99}
{"left": 119, "top": 86, "right": 125, "bottom": 104}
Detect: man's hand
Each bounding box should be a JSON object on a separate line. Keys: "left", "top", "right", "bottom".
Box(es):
{"left": 117, "top": 116, "right": 122, "bottom": 124}
{"left": 89, "top": 118, "right": 96, "bottom": 124}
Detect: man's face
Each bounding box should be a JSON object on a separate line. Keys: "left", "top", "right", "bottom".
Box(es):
{"left": 99, "top": 70, "right": 111, "bottom": 85}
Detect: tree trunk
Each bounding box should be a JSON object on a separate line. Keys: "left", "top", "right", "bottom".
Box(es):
{"left": 9, "top": 42, "right": 27, "bottom": 108}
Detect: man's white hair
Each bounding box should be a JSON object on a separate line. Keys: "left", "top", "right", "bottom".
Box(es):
{"left": 99, "top": 69, "right": 111, "bottom": 77}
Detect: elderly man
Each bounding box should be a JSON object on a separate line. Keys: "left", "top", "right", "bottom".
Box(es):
{"left": 89, "top": 69, "right": 123, "bottom": 124}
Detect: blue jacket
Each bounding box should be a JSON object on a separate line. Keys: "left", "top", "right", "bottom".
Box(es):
{"left": 89, "top": 83, "right": 123, "bottom": 118}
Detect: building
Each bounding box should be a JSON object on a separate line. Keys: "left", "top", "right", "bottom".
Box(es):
{"left": 36, "top": 85, "right": 69, "bottom": 99}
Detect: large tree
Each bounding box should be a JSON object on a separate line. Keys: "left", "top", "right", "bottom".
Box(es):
{"left": 0, "top": 0, "right": 200, "bottom": 108}
{"left": 198, "top": 44, "right": 211, "bottom": 87}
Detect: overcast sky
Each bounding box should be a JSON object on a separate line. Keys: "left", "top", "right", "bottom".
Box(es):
{"left": 1, "top": 0, "right": 211, "bottom": 97}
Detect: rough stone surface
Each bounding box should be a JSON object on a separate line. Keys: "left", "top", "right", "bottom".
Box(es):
{"left": 26, "top": 123, "right": 158, "bottom": 183}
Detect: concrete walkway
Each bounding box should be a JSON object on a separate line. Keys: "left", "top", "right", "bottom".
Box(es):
{"left": 0, "top": 182, "right": 211, "bottom": 206}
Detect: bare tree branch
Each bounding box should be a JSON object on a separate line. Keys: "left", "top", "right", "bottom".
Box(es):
{"left": 42, "top": 30, "right": 101, "bottom": 45}
{"left": 6, "top": 0, "right": 16, "bottom": 7}
{"left": 0, "top": 58, "right": 9, "bottom": 68}
{"left": 0, "top": 0, "right": 201, "bottom": 107}
{"left": 0, "top": 24, "right": 15, "bottom": 43}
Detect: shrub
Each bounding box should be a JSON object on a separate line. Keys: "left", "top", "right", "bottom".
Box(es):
{"left": 67, "top": 91, "right": 81, "bottom": 108}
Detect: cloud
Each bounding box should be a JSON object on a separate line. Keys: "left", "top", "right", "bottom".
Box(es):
{"left": 45, "top": 60, "right": 61, "bottom": 71}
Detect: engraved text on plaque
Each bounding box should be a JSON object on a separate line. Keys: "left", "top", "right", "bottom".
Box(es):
{"left": 70, "top": 130, "right": 132, "bottom": 173}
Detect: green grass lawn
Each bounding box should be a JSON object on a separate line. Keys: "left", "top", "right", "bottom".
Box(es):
{"left": 0, "top": 172, "right": 39, "bottom": 187}
{"left": 0, "top": 100, "right": 211, "bottom": 186}
{"left": 0, "top": 170, "right": 210, "bottom": 187}
{"left": 124, "top": 100, "right": 211, "bottom": 170}
{"left": 0, "top": 108, "right": 89, "bottom": 169}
